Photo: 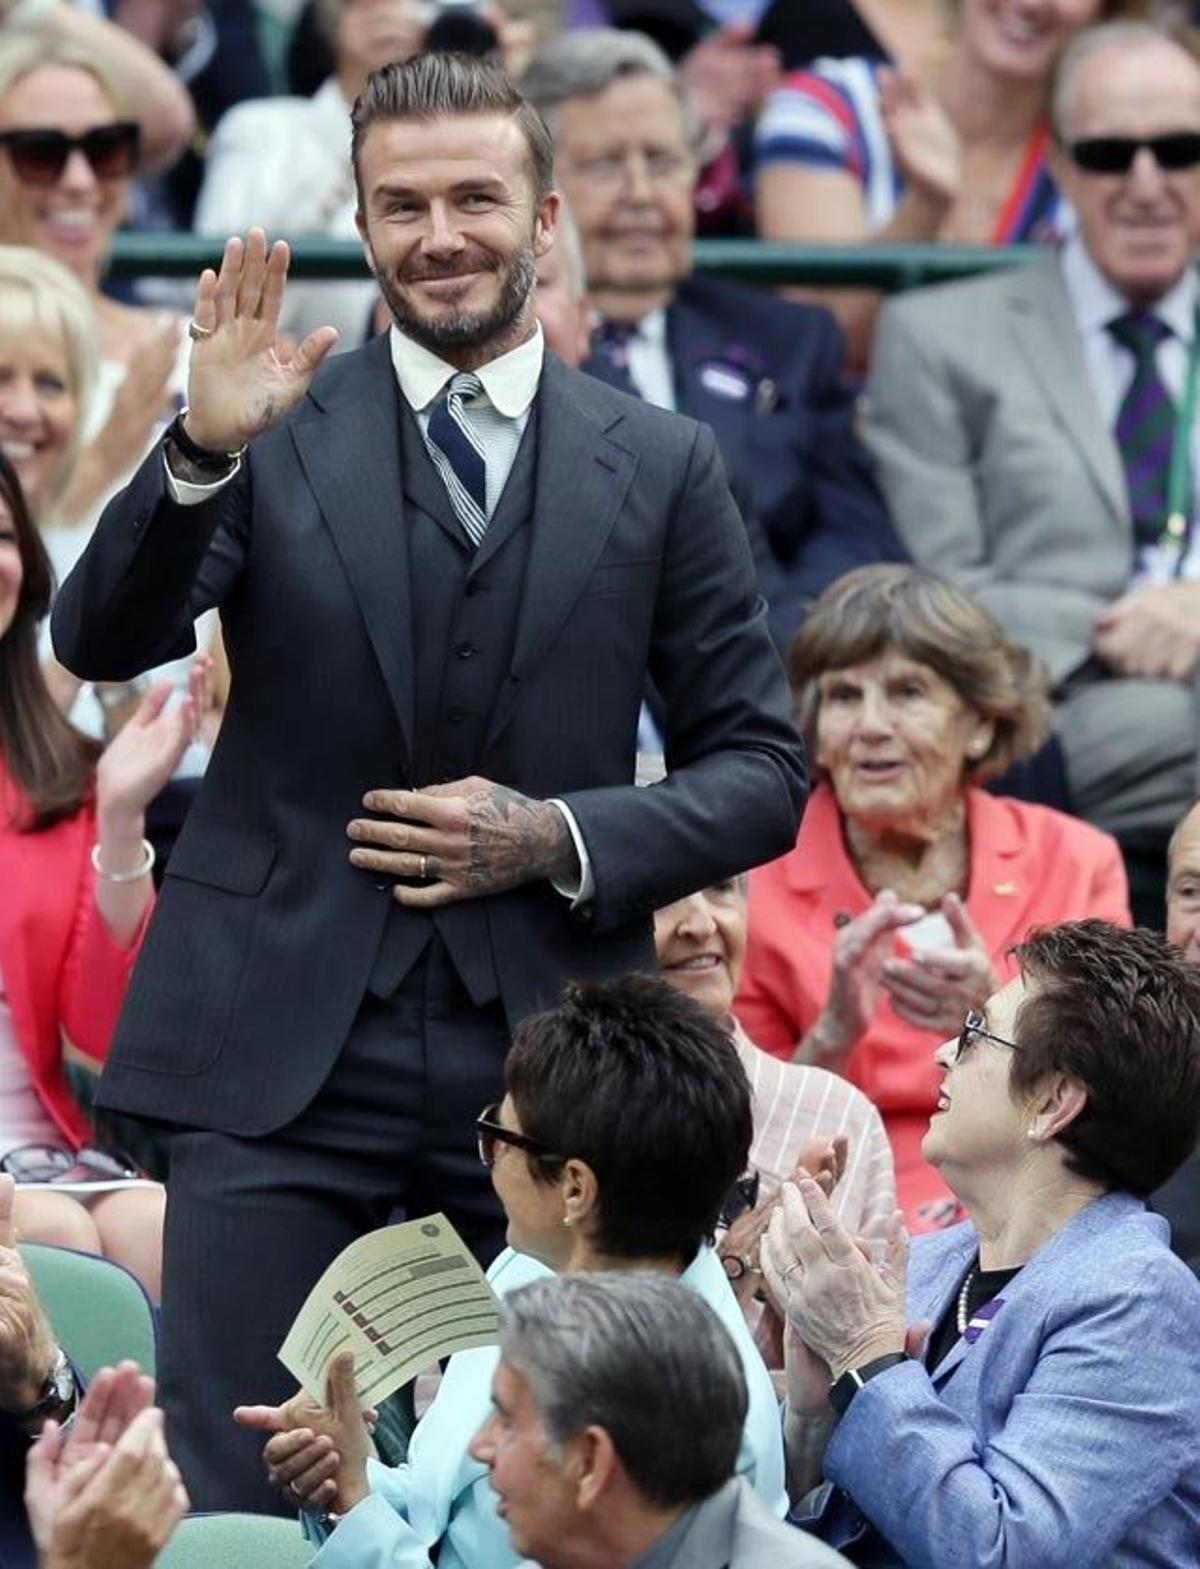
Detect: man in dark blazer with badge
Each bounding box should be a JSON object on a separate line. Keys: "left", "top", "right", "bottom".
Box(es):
{"left": 521, "top": 29, "right": 905, "bottom": 647}
{"left": 51, "top": 55, "right": 806, "bottom": 1513}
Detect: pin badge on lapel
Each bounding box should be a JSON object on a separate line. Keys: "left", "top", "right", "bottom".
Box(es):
{"left": 698, "top": 359, "right": 753, "bottom": 402}
{"left": 993, "top": 882, "right": 1017, "bottom": 896}
{"left": 755, "top": 377, "right": 778, "bottom": 414}
{"left": 963, "top": 1297, "right": 1006, "bottom": 1344}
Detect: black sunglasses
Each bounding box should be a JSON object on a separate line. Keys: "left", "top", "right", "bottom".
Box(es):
{"left": 0, "top": 122, "right": 140, "bottom": 187}
{"left": 1065, "top": 132, "right": 1200, "bottom": 175}
{"left": 476, "top": 1103, "right": 566, "bottom": 1171}
{"left": 955, "top": 1009, "right": 1020, "bottom": 1063}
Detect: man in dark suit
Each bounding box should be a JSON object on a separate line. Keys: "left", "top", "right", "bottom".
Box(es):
{"left": 520, "top": 29, "right": 905, "bottom": 647}
{"left": 52, "top": 55, "right": 806, "bottom": 1512}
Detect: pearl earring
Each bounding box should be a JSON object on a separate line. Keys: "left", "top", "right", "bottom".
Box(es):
{"left": 1026, "top": 1127, "right": 1039, "bottom": 1141}
{"left": 562, "top": 1214, "right": 573, "bottom": 1228}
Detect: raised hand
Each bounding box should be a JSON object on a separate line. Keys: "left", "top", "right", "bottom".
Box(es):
{"left": 878, "top": 66, "right": 961, "bottom": 210}
{"left": 348, "top": 777, "right": 579, "bottom": 908}
{"left": 880, "top": 892, "right": 997, "bottom": 1036}
{"left": 233, "top": 1351, "right": 372, "bottom": 1516}
{"left": 0, "top": 1174, "right": 57, "bottom": 1414}
{"left": 184, "top": 228, "right": 339, "bottom": 453}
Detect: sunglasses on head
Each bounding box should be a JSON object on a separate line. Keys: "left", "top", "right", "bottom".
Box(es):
{"left": 0, "top": 122, "right": 140, "bottom": 186}
{"left": 1065, "top": 132, "right": 1200, "bottom": 175}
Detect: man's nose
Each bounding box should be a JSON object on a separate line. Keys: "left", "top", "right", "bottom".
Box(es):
{"left": 623, "top": 149, "right": 655, "bottom": 201}
{"left": 424, "top": 202, "right": 465, "bottom": 253}
{"left": 1127, "top": 144, "right": 1168, "bottom": 197}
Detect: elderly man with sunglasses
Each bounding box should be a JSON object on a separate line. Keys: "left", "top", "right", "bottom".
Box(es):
{"left": 863, "top": 21, "right": 1200, "bottom": 903}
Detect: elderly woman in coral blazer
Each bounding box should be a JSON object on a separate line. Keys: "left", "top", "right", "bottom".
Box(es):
{"left": 735, "top": 567, "right": 1130, "bottom": 1230}
{"left": 0, "top": 449, "right": 201, "bottom": 1297}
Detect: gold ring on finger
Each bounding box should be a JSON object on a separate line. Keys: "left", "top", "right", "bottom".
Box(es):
{"left": 187, "top": 319, "right": 215, "bottom": 341}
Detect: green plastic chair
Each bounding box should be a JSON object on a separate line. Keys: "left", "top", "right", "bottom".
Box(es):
{"left": 19, "top": 1243, "right": 157, "bottom": 1380}
{"left": 158, "top": 1513, "right": 316, "bottom": 1567}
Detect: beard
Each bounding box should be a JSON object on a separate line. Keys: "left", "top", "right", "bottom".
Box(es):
{"left": 374, "top": 239, "right": 537, "bottom": 356}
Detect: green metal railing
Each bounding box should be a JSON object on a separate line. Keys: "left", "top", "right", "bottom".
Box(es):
{"left": 108, "top": 233, "right": 1037, "bottom": 291}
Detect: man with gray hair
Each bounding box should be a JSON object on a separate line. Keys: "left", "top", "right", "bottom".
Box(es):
{"left": 470, "top": 1274, "right": 848, "bottom": 1568}
{"left": 520, "top": 29, "right": 905, "bottom": 647}
{"left": 864, "top": 22, "right": 1200, "bottom": 909}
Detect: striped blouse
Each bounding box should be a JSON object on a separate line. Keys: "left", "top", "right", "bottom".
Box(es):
{"left": 754, "top": 57, "right": 1067, "bottom": 244}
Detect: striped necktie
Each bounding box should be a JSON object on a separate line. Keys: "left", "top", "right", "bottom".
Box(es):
{"left": 425, "top": 372, "right": 488, "bottom": 546}
{"left": 1109, "top": 312, "right": 1175, "bottom": 549}
{"left": 591, "top": 319, "right": 640, "bottom": 399}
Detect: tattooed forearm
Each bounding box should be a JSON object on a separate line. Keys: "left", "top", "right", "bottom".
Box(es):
{"left": 465, "top": 786, "right": 576, "bottom": 894}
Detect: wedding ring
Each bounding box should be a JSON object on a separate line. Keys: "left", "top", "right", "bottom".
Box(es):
{"left": 419, "top": 854, "right": 428, "bottom": 880}
{"left": 187, "top": 319, "right": 215, "bottom": 341}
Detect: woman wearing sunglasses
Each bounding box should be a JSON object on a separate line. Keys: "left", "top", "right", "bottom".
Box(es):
{"left": 0, "top": 447, "right": 205, "bottom": 1300}
{"left": 767, "top": 921, "right": 1200, "bottom": 1567}
{"left": 235, "top": 976, "right": 788, "bottom": 1566}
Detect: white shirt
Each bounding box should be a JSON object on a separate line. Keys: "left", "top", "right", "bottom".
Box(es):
{"left": 1059, "top": 236, "right": 1200, "bottom": 584}
{"left": 623, "top": 309, "right": 677, "bottom": 412}
{"left": 164, "top": 325, "right": 593, "bottom": 900}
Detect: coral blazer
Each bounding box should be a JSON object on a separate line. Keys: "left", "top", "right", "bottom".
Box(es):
{"left": 735, "top": 783, "right": 1131, "bottom": 1227}
{"left": 0, "top": 761, "right": 147, "bottom": 1147}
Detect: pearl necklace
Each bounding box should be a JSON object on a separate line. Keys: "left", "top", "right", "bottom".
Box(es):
{"left": 956, "top": 1262, "right": 978, "bottom": 1335}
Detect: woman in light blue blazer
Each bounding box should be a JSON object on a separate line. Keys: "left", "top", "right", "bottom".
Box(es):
{"left": 235, "top": 975, "right": 789, "bottom": 1567}
{"left": 768, "top": 919, "right": 1200, "bottom": 1569}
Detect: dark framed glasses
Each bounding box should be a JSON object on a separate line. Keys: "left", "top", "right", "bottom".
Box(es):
{"left": 476, "top": 1104, "right": 566, "bottom": 1170}
{"left": 0, "top": 122, "right": 140, "bottom": 187}
{"left": 1065, "top": 132, "right": 1200, "bottom": 175}
{"left": 955, "top": 1009, "right": 1020, "bottom": 1063}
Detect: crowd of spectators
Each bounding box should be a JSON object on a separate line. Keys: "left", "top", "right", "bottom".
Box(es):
{"left": 0, "top": 0, "right": 1199, "bottom": 1566}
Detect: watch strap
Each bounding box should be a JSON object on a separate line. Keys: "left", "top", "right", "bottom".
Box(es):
{"left": 0, "top": 1346, "right": 75, "bottom": 1423}
{"left": 828, "top": 1352, "right": 907, "bottom": 1418}
{"left": 165, "top": 411, "right": 246, "bottom": 473}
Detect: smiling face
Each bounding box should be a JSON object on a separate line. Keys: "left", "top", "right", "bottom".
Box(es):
{"left": 654, "top": 880, "right": 746, "bottom": 1019}
{"left": 355, "top": 110, "right": 556, "bottom": 362}
{"left": 553, "top": 73, "right": 696, "bottom": 320}
{"left": 1050, "top": 38, "right": 1200, "bottom": 306}
{"left": 959, "top": 0, "right": 1101, "bottom": 84}
{"left": 814, "top": 649, "right": 994, "bottom": 836}
{"left": 0, "top": 492, "right": 21, "bottom": 643}
{"left": 0, "top": 323, "right": 77, "bottom": 514}
{"left": 0, "top": 65, "right": 131, "bottom": 289}
{"left": 469, "top": 1361, "right": 581, "bottom": 1564}
{"left": 922, "top": 974, "right": 1033, "bottom": 1184}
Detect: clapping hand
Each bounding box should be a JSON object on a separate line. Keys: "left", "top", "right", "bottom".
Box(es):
{"left": 804, "top": 892, "right": 926, "bottom": 1066}
{"left": 183, "top": 228, "right": 339, "bottom": 454}
{"left": 879, "top": 893, "right": 996, "bottom": 1036}
{"left": 234, "top": 1351, "right": 374, "bottom": 1517}
{"left": 95, "top": 656, "right": 212, "bottom": 828}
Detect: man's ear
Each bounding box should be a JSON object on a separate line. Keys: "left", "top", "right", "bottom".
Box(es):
{"left": 534, "top": 190, "right": 561, "bottom": 259}
{"left": 570, "top": 1425, "right": 620, "bottom": 1512}
{"left": 356, "top": 213, "right": 377, "bottom": 275}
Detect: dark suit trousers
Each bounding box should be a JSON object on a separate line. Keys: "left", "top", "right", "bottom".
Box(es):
{"left": 158, "top": 940, "right": 508, "bottom": 1514}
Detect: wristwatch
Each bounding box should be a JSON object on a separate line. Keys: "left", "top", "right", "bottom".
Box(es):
{"left": 0, "top": 1346, "right": 76, "bottom": 1424}
{"left": 164, "top": 411, "right": 246, "bottom": 475}
{"left": 828, "top": 1352, "right": 907, "bottom": 1418}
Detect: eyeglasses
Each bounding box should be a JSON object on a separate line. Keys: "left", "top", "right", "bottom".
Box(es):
{"left": 568, "top": 147, "right": 693, "bottom": 190}
{"left": 475, "top": 1104, "right": 566, "bottom": 1170}
{"left": 955, "top": 1009, "right": 1020, "bottom": 1063}
{"left": 1064, "top": 132, "right": 1200, "bottom": 175}
{"left": 0, "top": 122, "right": 140, "bottom": 187}
{"left": 0, "top": 1143, "right": 138, "bottom": 1184}
{"left": 718, "top": 1170, "right": 760, "bottom": 1229}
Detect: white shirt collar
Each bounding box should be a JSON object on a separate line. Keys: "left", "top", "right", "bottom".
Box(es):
{"left": 1060, "top": 233, "right": 1198, "bottom": 345}
{"left": 388, "top": 323, "right": 544, "bottom": 418}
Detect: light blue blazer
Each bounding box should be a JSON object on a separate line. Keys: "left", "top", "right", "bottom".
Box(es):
{"left": 798, "top": 1192, "right": 1200, "bottom": 1568}
{"left": 312, "top": 1244, "right": 787, "bottom": 1569}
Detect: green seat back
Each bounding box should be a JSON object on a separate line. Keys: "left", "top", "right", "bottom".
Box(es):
{"left": 158, "top": 1513, "right": 316, "bottom": 1567}
{"left": 19, "top": 1243, "right": 157, "bottom": 1380}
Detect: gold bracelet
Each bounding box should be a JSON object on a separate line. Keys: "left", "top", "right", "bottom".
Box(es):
{"left": 91, "top": 838, "right": 156, "bottom": 883}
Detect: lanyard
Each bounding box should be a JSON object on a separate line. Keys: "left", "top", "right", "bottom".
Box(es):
{"left": 1162, "top": 313, "right": 1200, "bottom": 574}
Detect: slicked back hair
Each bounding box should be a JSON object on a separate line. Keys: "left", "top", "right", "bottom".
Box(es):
{"left": 504, "top": 974, "right": 752, "bottom": 1264}
{"left": 500, "top": 1274, "right": 746, "bottom": 1509}
{"left": 1011, "top": 920, "right": 1200, "bottom": 1195}
{"left": 351, "top": 52, "right": 555, "bottom": 214}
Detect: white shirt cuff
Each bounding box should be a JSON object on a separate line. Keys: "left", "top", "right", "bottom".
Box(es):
{"left": 547, "top": 799, "right": 594, "bottom": 907}
{"left": 163, "top": 451, "right": 242, "bottom": 505}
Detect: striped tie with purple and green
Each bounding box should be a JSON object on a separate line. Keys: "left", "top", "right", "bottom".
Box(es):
{"left": 1109, "top": 311, "right": 1175, "bottom": 549}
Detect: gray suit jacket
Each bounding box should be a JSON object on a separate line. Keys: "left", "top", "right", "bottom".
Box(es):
{"left": 647, "top": 1480, "right": 848, "bottom": 1568}
{"left": 863, "top": 254, "right": 1133, "bottom": 687}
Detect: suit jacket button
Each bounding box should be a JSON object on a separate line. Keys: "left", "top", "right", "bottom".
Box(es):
{"left": 455, "top": 641, "right": 477, "bottom": 660}
{"left": 447, "top": 705, "right": 466, "bottom": 723}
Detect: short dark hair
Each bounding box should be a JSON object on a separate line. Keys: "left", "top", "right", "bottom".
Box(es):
{"left": 500, "top": 1274, "right": 746, "bottom": 1509}
{"left": 505, "top": 975, "right": 752, "bottom": 1263}
{"left": 351, "top": 52, "right": 555, "bottom": 213}
{"left": 1011, "top": 921, "right": 1200, "bottom": 1196}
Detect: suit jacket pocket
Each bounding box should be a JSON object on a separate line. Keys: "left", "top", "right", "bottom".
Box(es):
{"left": 111, "top": 822, "right": 277, "bottom": 1076}
{"left": 577, "top": 556, "right": 662, "bottom": 599}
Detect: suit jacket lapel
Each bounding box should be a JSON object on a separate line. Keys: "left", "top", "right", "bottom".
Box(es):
{"left": 289, "top": 334, "right": 415, "bottom": 754}
{"left": 1007, "top": 256, "right": 1127, "bottom": 525}
{"left": 482, "top": 357, "right": 638, "bottom": 751}
{"left": 667, "top": 295, "right": 752, "bottom": 457}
